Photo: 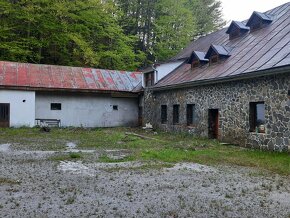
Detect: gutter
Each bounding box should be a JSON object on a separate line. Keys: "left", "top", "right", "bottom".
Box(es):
{"left": 149, "top": 65, "right": 290, "bottom": 92}
{"left": 0, "top": 86, "right": 139, "bottom": 97}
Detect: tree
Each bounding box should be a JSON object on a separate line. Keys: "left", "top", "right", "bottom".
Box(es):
{"left": 116, "top": 0, "right": 225, "bottom": 64}
{"left": 154, "top": 0, "right": 196, "bottom": 61}
{"left": 0, "top": 0, "right": 145, "bottom": 70}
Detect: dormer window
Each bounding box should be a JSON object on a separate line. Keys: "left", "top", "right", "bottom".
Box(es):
{"left": 192, "top": 60, "right": 200, "bottom": 68}
{"left": 246, "top": 11, "right": 273, "bottom": 32}
{"left": 144, "top": 71, "right": 155, "bottom": 87}
{"left": 205, "top": 45, "right": 231, "bottom": 65}
{"left": 188, "top": 51, "right": 208, "bottom": 68}
{"left": 226, "top": 21, "right": 250, "bottom": 39}
{"left": 210, "top": 54, "right": 219, "bottom": 64}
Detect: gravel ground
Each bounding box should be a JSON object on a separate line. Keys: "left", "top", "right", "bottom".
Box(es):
{"left": 0, "top": 143, "right": 290, "bottom": 218}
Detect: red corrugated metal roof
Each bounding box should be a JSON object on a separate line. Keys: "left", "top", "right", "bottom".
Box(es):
{"left": 158, "top": 3, "right": 290, "bottom": 88}
{"left": 0, "top": 61, "right": 142, "bottom": 92}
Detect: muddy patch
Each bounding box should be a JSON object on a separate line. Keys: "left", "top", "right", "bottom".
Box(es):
{"left": 168, "top": 163, "right": 216, "bottom": 172}
{"left": 66, "top": 142, "right": 77, "bottom": 149}
{"left": 104, "top": 149, "right": 131, "bottom": 160}
{"left": 0, "top": 143, "right": 11, "bottom": 152}
{"left": 57, "top": 161, "right": 95, "bottom": 176}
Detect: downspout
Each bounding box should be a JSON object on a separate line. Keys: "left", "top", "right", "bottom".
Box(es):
{"left": 152, "top": 64, "right": 158, "bottom": 84}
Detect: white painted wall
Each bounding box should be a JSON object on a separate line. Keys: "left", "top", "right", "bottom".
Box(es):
{"left": 35, "top": 93, "right": 139, "bottom": 127}
{"left": 0, "top": 90, "right": 35, "bottom": 127}
{"left": 155, "top": 60, "right": 184, "bottom": 82}
{"left": 142, "top": 60, "right": 184, "bottom": 87}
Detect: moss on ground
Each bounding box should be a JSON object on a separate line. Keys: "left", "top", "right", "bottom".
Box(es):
{"left": 0, "top": 127, "right": 289, "bottom": 175}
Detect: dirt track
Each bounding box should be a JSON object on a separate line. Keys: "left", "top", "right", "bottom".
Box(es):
{"left": 0, "top": 143, "right": 290, "bottom": 218}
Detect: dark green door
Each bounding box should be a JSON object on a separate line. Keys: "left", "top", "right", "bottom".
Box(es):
{"left": 0, "top": 104, "right": 10, "bottom": 127}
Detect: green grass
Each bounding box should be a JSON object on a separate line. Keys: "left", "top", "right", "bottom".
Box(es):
{"left": 0, "top": 127, "right": 289, "bottom": 175}
{"left": 49, "top": 152, "right": 83, "bottom": 161}
{"left": 98, "top": 155, "right": 136, "bottom": 163}
{"left": 0, "top": 177, "right": 21, "bottom": 185}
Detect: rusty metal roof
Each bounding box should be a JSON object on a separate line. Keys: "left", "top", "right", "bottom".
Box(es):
{"left": 156, "top": 2, "right": 290, "bottom": 89}
{"left": 0, "top": 61, "right": 142, "bottom": 93}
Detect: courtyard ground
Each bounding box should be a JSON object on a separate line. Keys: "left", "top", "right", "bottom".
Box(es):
{"left": 0, "top": 127, "right": 289, "bottom": 217}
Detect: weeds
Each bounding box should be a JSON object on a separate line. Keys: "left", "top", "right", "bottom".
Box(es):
{"left": 49, "top": 152, "right": 82, "bottom": 161}
{"left": 1, "top": 127, "right": 290, "bottom": 175}
{"left": 0, "top": 178, "right": 21, "bottom": 185}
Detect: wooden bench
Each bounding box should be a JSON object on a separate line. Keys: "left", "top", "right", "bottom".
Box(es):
{"left": 35, "top": 119, "right": 61, "bottom": 127}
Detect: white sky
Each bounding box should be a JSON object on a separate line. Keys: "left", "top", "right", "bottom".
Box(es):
{"left": 221, "top": 0, "right": 289, "bottom": 24}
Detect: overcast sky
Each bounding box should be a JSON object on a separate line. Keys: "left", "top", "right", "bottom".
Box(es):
{"left": 221, "top": 0, "right": 289, "bottom": 24}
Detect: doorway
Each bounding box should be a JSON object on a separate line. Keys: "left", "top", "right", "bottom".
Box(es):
{"left": 208, "top": 109, "right": 219, "bottom": 139}
{"left": 0, "top": 103, "right": 10, "bottom": 127}
{"left": 138, "top": 106, "right": 143, "bottom": 126}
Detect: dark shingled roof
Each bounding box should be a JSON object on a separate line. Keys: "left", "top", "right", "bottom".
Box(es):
{"left": 155, "top": 2, "right": 290, "bottom": 89}
{"left": 191, "top": 51, "right": 208, "bottom": 62}
{"left": 226, "top": 21, "right": 250, "bottom": 34}
{"left": 205, "top": 44, "right": 231, "bottom": 59}
{"left": 247, "top": 11, "right": 273, "bottom": 26}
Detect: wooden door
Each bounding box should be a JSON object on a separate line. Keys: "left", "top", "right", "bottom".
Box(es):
{"left": 208, "top": 109, "right": 219, "bottom": 139}
{"left": 0, "top": 104, "right": 10, "bottom": 127}
{"left": 138, "top": 106, "right": 143, "bottom": 126}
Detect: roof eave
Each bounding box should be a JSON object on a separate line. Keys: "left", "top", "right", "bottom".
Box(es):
{"left": 149, "top": 65, "right": 290, "bottom": 92}
{"left": 0, "top": 86, "right": 139, "bottom": 96}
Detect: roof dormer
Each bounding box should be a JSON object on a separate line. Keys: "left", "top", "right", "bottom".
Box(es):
{"left": 205, "top": 45, "right": 231, "bottom": 65}
{"left": 226, "top": 21, "right": 250, "bottom": 39}
{"left": 188, "top": 51, "right": 208, "bottom": 68}
{"left": 246, "top": 11, "right": 273, "bottom": 31}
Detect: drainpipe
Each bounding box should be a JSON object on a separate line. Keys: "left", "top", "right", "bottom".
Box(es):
{"left": 152, "top": 64, "right": 158, "bottom": 84}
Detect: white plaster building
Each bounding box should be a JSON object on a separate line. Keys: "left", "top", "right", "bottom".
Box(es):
{"left": 0, "top": 61, "right": 142, "bottom": 128}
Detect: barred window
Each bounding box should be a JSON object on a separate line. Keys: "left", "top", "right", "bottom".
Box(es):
{"left": 187, "top": 104, "right": 195, "bottom": 126}
{"left": 161, "top": 105, "right": 167, "bottom": 124}
{"left": 51, "top": 103, "right": 61, "bottom": 110}
{"left": 173, "top": 105, "right": 180, "bottom": 124}
{"left": 144, "top": 72, "right": 155, "bottom": 87}
{"left": 249, "top": 102, "right": 265, "bottom": 133}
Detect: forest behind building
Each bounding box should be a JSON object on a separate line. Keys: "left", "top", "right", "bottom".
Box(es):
{"left": 0, "top": 0, "right": 225, "bottom": 70}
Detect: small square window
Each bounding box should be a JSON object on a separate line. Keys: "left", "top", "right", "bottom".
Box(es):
{"left": 51, "top": 103, "right": 61, "bottom": 110}
{"left": 191, "top": 60, "right": 200, "bottom": 68}
{"left": 210, "top": 55, "right": 219, "bottom": 65}
{"left": 113, "top": 105, "right": 118, "bottom": 110}
{"left": 249, "top": 102, "right": 265, "bottom": 133}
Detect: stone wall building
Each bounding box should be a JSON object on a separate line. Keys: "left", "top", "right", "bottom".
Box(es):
{"left": 142, "top": 3, "right": 290, "bottom": 151}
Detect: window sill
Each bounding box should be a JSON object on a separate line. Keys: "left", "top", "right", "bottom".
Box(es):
{"left": 249, "top": 132, "right": 266, "bottom": 135}
{"left": 187, "top": 125, "right": 196, "bottom": 128}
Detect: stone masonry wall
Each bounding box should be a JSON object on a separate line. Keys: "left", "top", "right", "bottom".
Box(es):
{"left": 144, "top": 73, "right": 290, "bottom": 151}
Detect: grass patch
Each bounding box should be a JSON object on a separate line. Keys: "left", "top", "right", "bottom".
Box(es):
{"left": 69, "top": 152, "right": 82, "bottom": 159}
{"left": 0, "top": 178, "right": 21, "bottom": 185}
{"left": 49, "top": 152, "right": 83, "bottom": 161}
{"left": 104, "top": 162, "right": 174, "bottom": 172}
{"left": 99, "top": 155, "right": 136, "bottom": 163}
{"left": 1, "top": 127, "right": 290, "bottom": 175}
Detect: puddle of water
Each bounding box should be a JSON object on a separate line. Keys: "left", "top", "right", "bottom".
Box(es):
{"left": 94, "top": 161, "right": 144, "bottom": 169}
{"left": 168, "top": 163, "right": 216, "bottom": 172}
{"left": 66, "top": 142, "right": 77, "bottom": 149}
{"left": 0, "top": 144, "right": 11, "bottom": 152}
{"left": 57, "top": 161, "right": 95, "bottom": 176}
{"left": 269, "top": 192, "right": 290, "bottom": 206}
